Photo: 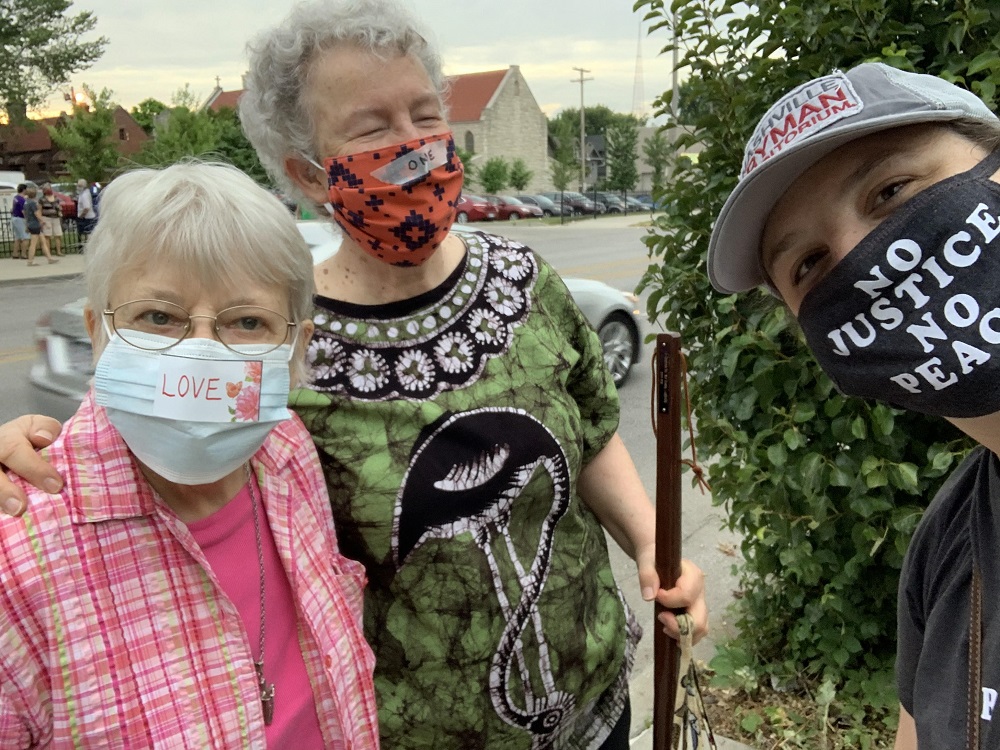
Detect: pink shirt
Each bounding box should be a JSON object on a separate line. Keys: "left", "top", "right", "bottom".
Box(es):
{"left": 0, "top": 392, "right": 379, "bottom": 749}
{"left": 188, "top": 480, "right": 333, "bottom": 749}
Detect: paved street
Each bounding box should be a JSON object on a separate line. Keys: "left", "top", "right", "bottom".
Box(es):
{"left": 0, "top": 215, "right": 749, "bottom": 748}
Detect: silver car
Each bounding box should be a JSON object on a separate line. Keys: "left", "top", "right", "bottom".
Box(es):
{"left": 30, "top": 223, "right": 642, "bottom": 420}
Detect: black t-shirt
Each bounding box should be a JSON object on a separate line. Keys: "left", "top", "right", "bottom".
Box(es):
{"left": 897, "top": 446, "right": 1000, "bottom": 747}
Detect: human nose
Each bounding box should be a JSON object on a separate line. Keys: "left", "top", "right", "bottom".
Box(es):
{"left": 186, "top": 315, "right": 220, "bottom": 341}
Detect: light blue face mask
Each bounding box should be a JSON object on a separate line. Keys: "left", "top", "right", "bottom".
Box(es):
{"left": 93, "top": 330, "right": 293, "bottom": 485}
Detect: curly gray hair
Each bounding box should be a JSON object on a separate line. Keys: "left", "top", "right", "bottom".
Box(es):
{"left": 240, "top": 0, "right": 446, "bottom": 204}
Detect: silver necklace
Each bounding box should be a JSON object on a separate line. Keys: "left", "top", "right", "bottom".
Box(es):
{"left": 245, "top": 463, "right": 276, "bottom": 725}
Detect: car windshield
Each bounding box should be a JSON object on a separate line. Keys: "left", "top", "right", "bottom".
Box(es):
{"left": 501, "top": 196, "right": 523, "bottom": 205}
{"left": 464, "top": 194, "right": 486, "bottom": 202}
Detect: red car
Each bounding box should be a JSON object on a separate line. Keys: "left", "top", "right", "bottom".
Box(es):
{"left": 454, "top": 194, "right": 497, "bottom": 223}
{"left": 483, "top": 195, "right": 544, "bottom": 220}
{"left": 53, "top": 191, "right": 77, "bottom": 219}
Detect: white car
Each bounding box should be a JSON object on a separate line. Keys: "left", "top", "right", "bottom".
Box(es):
{"left": 30, "top": 222, "right": 642, "bottom": 420}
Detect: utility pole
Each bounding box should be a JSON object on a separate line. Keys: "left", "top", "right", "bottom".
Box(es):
{"left": 571, "top": 67, "right": 592, "bottom": 191}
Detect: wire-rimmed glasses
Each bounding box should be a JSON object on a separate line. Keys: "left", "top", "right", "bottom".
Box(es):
{"left": 103, "top": 299, "right": 297, "bottom": 356}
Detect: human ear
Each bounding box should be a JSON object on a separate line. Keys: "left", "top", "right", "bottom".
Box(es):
{"left": 284, "top": 157, "right": 329, "bottom": 207}
{"left": 83, "top": 306, "right": 99, "bottom": 345}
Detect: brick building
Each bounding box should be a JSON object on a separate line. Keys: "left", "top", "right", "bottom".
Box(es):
{"left": 0, "top": 107, "right": 148, "bottom": 182}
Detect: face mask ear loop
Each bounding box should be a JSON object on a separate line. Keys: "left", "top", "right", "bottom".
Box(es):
{"left": 101, "top": 314, "right": 118, "bottom": 342}
{"left": 300, "top": 154, "right": 336, "bottom": 217}
{"left": 285, "top": 328, "right": 300, "bottom": 363}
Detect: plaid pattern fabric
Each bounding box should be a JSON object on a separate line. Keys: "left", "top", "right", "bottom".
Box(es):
{"left": 0, "top": 392, "right": 379, "bottom": 749}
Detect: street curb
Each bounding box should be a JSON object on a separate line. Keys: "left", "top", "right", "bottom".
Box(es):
{"left": 0, "top": 270, "right": 84, "bottom": 287}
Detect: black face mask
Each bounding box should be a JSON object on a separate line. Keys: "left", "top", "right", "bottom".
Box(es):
{"left": 797, "top": 149, "right": 1000, "bottom": 419}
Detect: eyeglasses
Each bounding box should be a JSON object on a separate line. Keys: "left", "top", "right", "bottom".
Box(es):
{"left": 103, "top": 299, "right": 297, "bottom": 355}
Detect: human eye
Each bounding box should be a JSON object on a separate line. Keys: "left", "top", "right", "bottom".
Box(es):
{"left": 413, "top": 105, "right": 445, "bottom": 128}
{"left": 218, "top": 307, "right": 285, "bottom": 343}
{"left": 120, "top": 301, "right": 187, "bottom": 332}
{"left": 794, "top": 251, "right": 821, "bottom": 284}
{"left": 874, "top": 180, "right": 908, "bottom": 207}
{"left": 226, "top": 313, "right": 266, "bottom": 332}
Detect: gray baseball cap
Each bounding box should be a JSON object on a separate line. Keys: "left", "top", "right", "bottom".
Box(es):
{"left": 707, "top": 63, "right": 999, "bottom": 294}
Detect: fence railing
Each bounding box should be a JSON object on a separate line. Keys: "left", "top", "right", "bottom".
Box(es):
{"left": 0, "top": 208, "right": 86, "bottom": 258}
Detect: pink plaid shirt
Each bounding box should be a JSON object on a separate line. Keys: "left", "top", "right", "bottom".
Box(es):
{"left": 0, "top": 393, "right": 379, "bottom": 749}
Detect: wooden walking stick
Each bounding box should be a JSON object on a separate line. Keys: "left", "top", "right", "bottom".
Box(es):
{"left": 653, "top": 332, "right": 683, "bottom": 750}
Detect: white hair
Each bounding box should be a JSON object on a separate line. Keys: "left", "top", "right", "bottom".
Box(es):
{"left": 239, "top": 0, "right": 446, "bottom": 205}
{"left": 85, "top": 161, "right": 315, "bottom": 383}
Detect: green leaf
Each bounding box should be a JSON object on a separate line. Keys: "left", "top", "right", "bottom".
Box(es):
{"left": 767, "top": 442, "right": 788, "bottom": 467}
{"left": 740, "top": 712, "right": 764, "bottom": 733}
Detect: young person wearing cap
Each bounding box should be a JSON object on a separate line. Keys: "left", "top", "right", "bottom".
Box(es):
{"left": 707, "top": 63, "right": 1000, "bottom": 749}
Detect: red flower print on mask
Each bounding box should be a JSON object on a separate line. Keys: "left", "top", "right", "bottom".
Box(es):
{"left": 233, "top": 384, "right": 261, "bottom": 422}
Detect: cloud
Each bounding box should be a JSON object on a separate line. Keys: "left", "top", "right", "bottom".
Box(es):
{"left": 42, "top": 0, "right": 677, "bottom": 119}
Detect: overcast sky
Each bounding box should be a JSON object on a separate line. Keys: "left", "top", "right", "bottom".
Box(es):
{"left": 43, "top": 0, "right": 678, "bottom": 121}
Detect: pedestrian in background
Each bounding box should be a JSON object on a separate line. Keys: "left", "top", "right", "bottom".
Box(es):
{"left": 9, "top": 183, "right": 28, "bottom": 260}
{"left": 75, "top": 178, "right": 97, "bottom": 241}
{"left": 23, "top": 184, "right": 55, "bottom": 267}
{"left": 39, "top": 182, "right": 63, "bottom": 257}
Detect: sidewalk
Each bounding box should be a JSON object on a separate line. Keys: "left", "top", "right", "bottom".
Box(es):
{"left": 0, "top": 250, "right": 86, "bottom": 286}
{"left": 0, "top": 244, "right": 755, "bottom": 750}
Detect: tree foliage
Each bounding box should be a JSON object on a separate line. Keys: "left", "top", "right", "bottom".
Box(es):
{"left": 547, "top": 105, "right": 645, "bottom": 140}
{"left": 478, "top": 156, "right": 509, "bottom": 194}
{"left": 455, "top": 145, "right": 478, "bottom": 188}
{"left": 549, "top": 118, "right": 578, "bottom": 192}
{"left": 48, "top": 85, "right": 119, "bottom": 182}
{"left": 210, "top": 107, "right": 267, "bottom": 185}
{"left": 635, "top": 0, "right": 1000, "bottom": 737}
{"left": 508, "top": 158, "right": 533, "bottom": 191}
{"left": 131, "top": 88, "right": 268, "bottom": 185}
{"left": 605, "top": 121, "right": 640, "bottom": 193}
{"left": 130, "top": 98, "right": 167, "bottom": 136}
{"left": 0, "top": 0, "right": 107, "bottom": 124}
{"left": 641, "top": 130, "right": 671, "bottom": 194}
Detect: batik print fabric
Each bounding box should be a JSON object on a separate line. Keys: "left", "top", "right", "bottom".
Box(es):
{"left": 293, "top": 230, "right": 641, "bottom": 749}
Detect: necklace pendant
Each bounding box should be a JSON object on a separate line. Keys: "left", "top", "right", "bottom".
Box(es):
{"left": 255, "top": 659, "right": 276, "bottom": 726}
{"left": 261, "top": 682, "right": 275, "bottom": 726}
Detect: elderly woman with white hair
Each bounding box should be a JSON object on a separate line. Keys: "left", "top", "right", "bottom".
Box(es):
{"left": 0, "top": 2, "right": 708, "bottom": 747}
{"left": 0, "top": 162, "right": 378, "bottom": 748}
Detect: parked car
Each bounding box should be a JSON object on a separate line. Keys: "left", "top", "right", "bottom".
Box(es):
{"left": 29, "top": 221, "right": 642, "bottom": 419}
{"left": 623, "top": 196, "right": 648, "bottom": 212}
{"left": 515, "top": 194, "right": 570, "bottom": 217}
{"left": 538, "top": 191, "right": 603, "bottom": 216}
{"left": 482, "top": 195, "right": 543, "bottom": 220}
{"left": 591, "top": 192, "right": 626, "bottom": 214}
{"left": 455, "top": 193, "right": 498, "bottom": 223}
{"left": 53, "top": 190, "right": 77, "bottom": 220}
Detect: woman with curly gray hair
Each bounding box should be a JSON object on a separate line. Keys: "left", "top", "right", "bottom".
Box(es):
{"left": 0, "top": 2, "right": 708, "bottom": 747}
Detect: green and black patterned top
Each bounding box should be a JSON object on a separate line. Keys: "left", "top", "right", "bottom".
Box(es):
{"left": 291, "top": 230, "right": 640, "bottom": 749}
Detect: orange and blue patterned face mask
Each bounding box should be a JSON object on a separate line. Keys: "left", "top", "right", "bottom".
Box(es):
{"left": 314, "top": 131, "right": 464, "bottom": 266}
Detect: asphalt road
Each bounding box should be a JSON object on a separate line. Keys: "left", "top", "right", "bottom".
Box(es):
{"left": 0, "top": 216, "right": 743, "bottom": 742}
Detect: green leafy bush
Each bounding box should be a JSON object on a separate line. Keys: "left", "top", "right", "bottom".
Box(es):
{"left": 634, "top": 0, "right": 999, "bottom": 729}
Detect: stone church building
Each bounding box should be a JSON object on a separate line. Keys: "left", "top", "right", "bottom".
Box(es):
{"left": 445, "top": 66, "right": 551, "bottom": 193}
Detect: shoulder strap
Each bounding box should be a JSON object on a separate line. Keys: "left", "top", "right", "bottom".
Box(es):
{"left": 969, "top": 565, "right": 982, "bottom": 750}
